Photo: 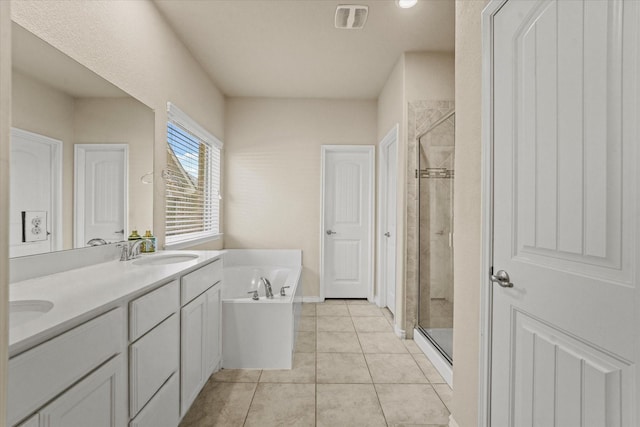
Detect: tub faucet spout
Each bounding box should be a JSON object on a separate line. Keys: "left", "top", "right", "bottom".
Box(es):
{"left": 260, "top": 277, "right": 274, "bottom": 299}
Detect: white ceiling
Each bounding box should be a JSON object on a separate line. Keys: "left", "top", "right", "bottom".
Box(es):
{"left": 154, "top": 0, "right": 454, "bottom": 99}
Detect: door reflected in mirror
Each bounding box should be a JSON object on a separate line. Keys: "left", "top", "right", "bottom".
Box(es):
{"left": 10, "top": 22, "right": 154, "bottom": 258}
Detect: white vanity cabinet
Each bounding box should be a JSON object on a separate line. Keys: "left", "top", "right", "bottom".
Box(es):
{"left": 128, "top": 280, "right": 180, "bottom": 426}
{"left": 180, "top": 259, "right": 222, "bottom": 416}
{"left": 8, "top": 308, "right": 127, "bottom": 427}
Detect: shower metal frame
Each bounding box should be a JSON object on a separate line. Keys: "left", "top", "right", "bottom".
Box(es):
{"left": 415, "top": 109, "right": 455, "bottom": 366}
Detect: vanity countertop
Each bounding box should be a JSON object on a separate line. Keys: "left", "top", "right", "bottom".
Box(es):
{"left": 9, "top": 250, "right": 225, "bottom": 357}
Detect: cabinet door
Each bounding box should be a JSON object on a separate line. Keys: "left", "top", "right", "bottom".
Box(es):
{"left": 39, "top": 355, "right": 126, "bottom": 427}
{"left": 180, "top": 292, "right": 207, "bottom": 416}
{"left": 205, "top": 284, "right": 222, "bottom": 377}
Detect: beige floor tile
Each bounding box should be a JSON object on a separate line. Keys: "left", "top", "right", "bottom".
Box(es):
{"left": 244, "top": 383, "right": 315, "bottom": 427}
{"left": 317, "top": 316, "right": 355, "bottom": 332}
{"left": 259, "top": 353, "right": 315, "bottom": 383}
{"left": 179, "top": 381, "right": 256, "bottom": 427}
{"left": 345, "top": 299, "right": 371, "bottom": 305}
{"left": 322, "top": 299, "right": 347, "bottom": 304}
{"left": 358, "top": 332, "right": 409, "bottom": 353}
{"left": 403, "top": 339, "right": 423, "bottom": 354}
{"left": 381, "top": 307, "right": 394, "bottom": 323}
{"left": 376, "top": 384, "right": 450, "bottom": 425}
{"left": 295, "top": 331, "right": 316, "bottom": 353}
{"left": 301, "top": 303, "right": 316, "bottom": 316}
{"left": 433, "top": 384, "right": 453, "bottom": 411}
{"left": 412, "top": 354, "right": 446, "bottom": 383}
{"left": 299, "top": 316, "right": 316, "bottom": 332}
{"left": 365, "top": 353, "right": 428, "bottom": 383}
{"left": 317, "top": 331, "right": 362, "bottom": 352}
{"left": 211, "top": 368, "right": 262, "bottom": 383}
{"left": 352, "top": 316, "right": 393, "bottom": 332}
{"left": 316, "top": 352, "right": 372, "bottom": 383}
{"left": 348, "top": 304, "right": 384, "bottom": 317}
{"left": 317, "top": 304, "right": 350, "bottom": 316}
{"left": 316, "top": 384, "right": 387, "bottom": 427}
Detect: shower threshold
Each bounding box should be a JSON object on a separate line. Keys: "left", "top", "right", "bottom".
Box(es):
{"left": 417, "top": 327, "right": 453, "bottom": 365}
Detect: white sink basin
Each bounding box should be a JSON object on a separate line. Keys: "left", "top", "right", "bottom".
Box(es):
{"left": 10, "top": 300, "right": 54, "bottom": 328}
{"left": 133, "top": 254, "right": 199, "bottom": 266}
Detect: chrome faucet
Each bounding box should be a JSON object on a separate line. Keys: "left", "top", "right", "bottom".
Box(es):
{"left": 259, "top": 277, "right": 274, "bottom": 299}
{"left": 118, "top": 239, "right": 152, "bottom": 261}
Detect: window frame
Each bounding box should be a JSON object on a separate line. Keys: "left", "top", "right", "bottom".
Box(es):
{"left": 165, "top": 102, "right": 223, "bottom": 249}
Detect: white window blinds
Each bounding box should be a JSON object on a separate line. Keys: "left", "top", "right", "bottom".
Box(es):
{"left": 166, "top": 103, "right": 222, "bottom": 247}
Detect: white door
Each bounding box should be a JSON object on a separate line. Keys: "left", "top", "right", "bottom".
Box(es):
{"left": 75, "top": 144, "right": 127, "bottom": 247}
{"left": 490, "top": 1, "right": 639, "bottom": 425}
{"left": 379, "top": 128, "right": 398, "bottom": 313}
{"left": 9, "top": 128, "right": 62, "bottom": 258}
{"left": 322, "top": 146, "right": 374, "bottom": 299}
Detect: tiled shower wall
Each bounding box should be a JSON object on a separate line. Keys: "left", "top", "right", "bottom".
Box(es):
{"left": 405, "top": 100, "right": 455, "bottom": 337}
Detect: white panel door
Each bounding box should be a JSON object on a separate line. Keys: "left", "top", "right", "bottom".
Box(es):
{"left": 75, "top": 144, "right": 127, "bottom": 247}
{"left": 380, "top": 129, "right": 398, "bottom": 314}
{"left": 9, "top": 128, "right": 61, "bottom": 257}
{"left": 490, "top": 1, "right": 639, "bottom": 425}
{"left": 322, "top": 146, "right": 374, "bottom": 299}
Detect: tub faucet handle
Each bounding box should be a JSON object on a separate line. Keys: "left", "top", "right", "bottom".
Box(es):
{"left": 247, "top": 290, "right": 259, "bottom": 301}
{"left": 280, "top": 286, "right": 291, "bottom": 296}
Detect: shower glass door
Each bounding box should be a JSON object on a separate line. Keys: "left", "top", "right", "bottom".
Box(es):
{"left": 417, "top": 112, "right": 455, "bottom": 364}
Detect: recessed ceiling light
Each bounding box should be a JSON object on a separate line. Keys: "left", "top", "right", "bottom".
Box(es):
{"left": 397, "top": 0, "right": 418, "bottom": 9}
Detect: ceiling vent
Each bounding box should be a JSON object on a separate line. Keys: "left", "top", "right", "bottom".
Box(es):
{"left": 335, "top": 5, "right": 368, "bottom": 30}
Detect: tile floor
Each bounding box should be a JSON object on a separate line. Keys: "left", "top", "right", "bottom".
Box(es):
{"left": 180, "top": 300, "right": 452, "bottom": 427}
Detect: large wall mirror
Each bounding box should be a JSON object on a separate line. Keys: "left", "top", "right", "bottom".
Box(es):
{"left": 10, "top": 22, "right": 154, "bottom": 258}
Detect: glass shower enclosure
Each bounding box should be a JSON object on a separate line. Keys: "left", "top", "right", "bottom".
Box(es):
{"left": 416, "top": 111, "right": 455, "bottom": 365}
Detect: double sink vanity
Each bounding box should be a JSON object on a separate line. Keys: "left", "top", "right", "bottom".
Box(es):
{"left": 8, "top": 250, "right": 224, "bottom": 427}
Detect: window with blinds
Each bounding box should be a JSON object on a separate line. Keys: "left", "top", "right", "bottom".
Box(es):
{"left": 165, "top": 103, "right": 222, "bottom": 247}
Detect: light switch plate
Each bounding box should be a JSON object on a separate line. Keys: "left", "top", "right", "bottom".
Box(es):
{"left": 22, "top": 211, "right": 48, "bottom": 242}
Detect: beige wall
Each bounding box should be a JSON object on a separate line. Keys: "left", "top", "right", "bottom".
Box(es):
{"left": 451, "top": 1, "right": 488, "bottom": 426}
{"left": 405, "top": 52, "right": 455, "bottom": 102}
{"left": 11, "top": 0, "right": 226, "bottom": 249}
{"left": 0, "top": 2, "right": 10, "bottom": 424}
{"left": 225, "top": 98, "right": 377, "bottom": 297}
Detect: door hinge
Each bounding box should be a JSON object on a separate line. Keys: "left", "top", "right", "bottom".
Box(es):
{"left": 414, "top": 169, "right": 418, "bottom": 179}
{"left": 489, "top": 266, "right": 494, "bottom": 276}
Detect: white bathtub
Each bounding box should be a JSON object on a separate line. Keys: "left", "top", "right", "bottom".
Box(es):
{"left": 222, "top": 249, "right": 302, "bottom": 369}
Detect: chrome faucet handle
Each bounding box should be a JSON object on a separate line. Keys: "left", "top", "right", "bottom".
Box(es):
{"left": 247, "top": 290, "right": 259, "bottom": 301}
{"left": 280, "top": 286, "right": 291, "bottom": 296}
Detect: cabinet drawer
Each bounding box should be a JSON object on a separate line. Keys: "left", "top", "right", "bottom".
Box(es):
{"left": 129, "top": 373, "right": 179, "bottom": 427}
{"left": 129, "top": 314, "right": 179, "bottom": 417}
{"left": 181, "top": 258, "right": 222, "bottom": 305}
{"left": 8, "top": 308, "right": 125, "bottom": 426}
{"left": 129, "top": 280, "right": 179, "bottom": 342}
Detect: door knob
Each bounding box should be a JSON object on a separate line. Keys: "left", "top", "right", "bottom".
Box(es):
{"left": 384, "top": 232, "right": 391, "bottom": 237}
{"left": 326, "top": 230, "right": 337, "bottom": 235}
{"left": 490, "top": 270, "right": 513, "bottom": 288}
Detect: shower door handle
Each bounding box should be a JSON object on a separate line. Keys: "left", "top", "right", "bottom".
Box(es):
{"left": 490, "top": 270, "right": 514, "bottom": 288}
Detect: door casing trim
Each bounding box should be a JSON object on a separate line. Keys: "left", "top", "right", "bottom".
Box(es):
{"left": 479, "top": 1, "right": 510, "bottom": 426}
{"left": 376, "top": 124, "right": 399, "bottom": 311}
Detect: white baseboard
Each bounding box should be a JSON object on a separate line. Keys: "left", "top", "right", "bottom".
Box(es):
{"left": 449, "top": 414, "right": 460, "bottom": 427}
{"left": 302, "top": 296, "right": 323, "bottom": 303}
{"left": 413, "top": 328, "right": 453, "bottom": 387}
{"left": 394, "top": 324, "right": 406, "bottom": 339}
